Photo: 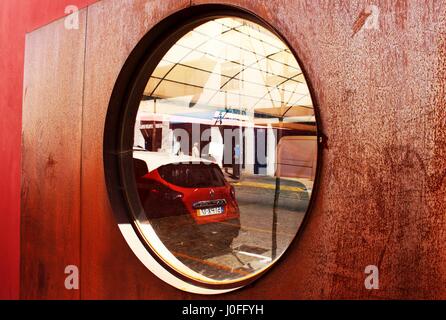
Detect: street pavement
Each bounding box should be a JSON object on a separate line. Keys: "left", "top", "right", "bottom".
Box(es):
{"left": 148, "top": 174, "right": 313, "bottom": 281}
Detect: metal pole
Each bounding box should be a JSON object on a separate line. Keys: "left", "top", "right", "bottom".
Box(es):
{"left": 272, "top": 88, "right": 286, "bottom": 260}
{"left": 152, "top": 99, "right": 157, "bottom": 151}
{"left": 272, "top": 173, "right": 280, "bottom": 260}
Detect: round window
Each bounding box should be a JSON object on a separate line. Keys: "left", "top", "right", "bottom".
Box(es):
{"left": 105, "top": 7, "right": 319, "bottom": 294}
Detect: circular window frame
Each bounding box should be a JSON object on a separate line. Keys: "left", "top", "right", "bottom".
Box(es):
{"left": 104, "top": 3, "right": 323, "bottom": 294}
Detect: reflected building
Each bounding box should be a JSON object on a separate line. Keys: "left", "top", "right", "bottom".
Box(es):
{"left": 134, "top": 18, "right": 317, "bottom": 180}
{"left": 132, "top": 17, "right": 318, "bottom": 283}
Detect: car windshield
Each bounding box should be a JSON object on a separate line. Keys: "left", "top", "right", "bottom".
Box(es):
{"left": 158, "top": 163, "right": 226, "bottom": 188}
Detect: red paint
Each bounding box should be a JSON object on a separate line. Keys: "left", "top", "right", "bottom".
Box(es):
{"left": 135, "top": 156, "right": 240, "bottom": 223}
{"left": 0, "top": 0, "right": 98, "bottom": 300}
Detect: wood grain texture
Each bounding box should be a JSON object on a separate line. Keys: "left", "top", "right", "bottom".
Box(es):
{"left": 21, "top": 10, "right": 87, "bottom": 299}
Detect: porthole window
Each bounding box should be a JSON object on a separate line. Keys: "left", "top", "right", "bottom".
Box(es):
{"left": 105, "top": 7, "right": 319, "bottom": 294}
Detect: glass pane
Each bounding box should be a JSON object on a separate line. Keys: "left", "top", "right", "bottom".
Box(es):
{"left": 132, "top": 17, "right": 317, "bottom": 284}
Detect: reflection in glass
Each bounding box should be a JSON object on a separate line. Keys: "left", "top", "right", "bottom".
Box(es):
{"left": 132, "top": 17, "right": 317, "bottom": 283}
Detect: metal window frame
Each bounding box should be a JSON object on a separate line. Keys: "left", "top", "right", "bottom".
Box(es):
{"left": 103, "top": 3, "right": 324, "bottom": 294}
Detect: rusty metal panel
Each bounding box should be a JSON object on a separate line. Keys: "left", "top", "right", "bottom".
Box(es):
{"left": 21, "top": 0, "right": 446, "bottom": 299}
{"left": 80, "top": 0, "right": 446, "bottom": 299}
{"left": 193, "top": 0, "right": 446, "bottom": 299}
{"left": 81, "top": 0, "right": 191, "bottom": 299}
{"left": 21, "top": 10, "right": 87, "bottom": 299}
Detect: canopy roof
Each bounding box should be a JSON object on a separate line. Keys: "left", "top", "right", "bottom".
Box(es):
{"left": 143, "top": 18, "right": 313, "bottom": 119}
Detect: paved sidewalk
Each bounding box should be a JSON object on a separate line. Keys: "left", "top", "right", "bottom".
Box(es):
{"left": 224, "top": 172, "right": 314, "bottom": 195}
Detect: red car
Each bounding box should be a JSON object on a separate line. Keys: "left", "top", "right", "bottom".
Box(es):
{"left": 133, "top": 151, "right": 240, "bottom": 246}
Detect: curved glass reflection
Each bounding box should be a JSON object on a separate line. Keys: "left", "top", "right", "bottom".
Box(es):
{"left": 132, "top": 17, "right": 317, "bottom": 283}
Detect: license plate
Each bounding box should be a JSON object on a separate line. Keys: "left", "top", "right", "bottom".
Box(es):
{"left": 198, "top": 207, "right": 224, "bottom": 217}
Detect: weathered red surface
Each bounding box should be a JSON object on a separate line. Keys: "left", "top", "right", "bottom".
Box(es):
{"left": 0, "top": 0, "right": 98, "bottom": 300}
{"left": 80, "top": 0, "right": 191, "bottom": 300}
{"left": 22, "top": 9, "right": 89, "bottom": 300}
{"left": 19, "top": 0, "right": 446, "bottom": 299}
